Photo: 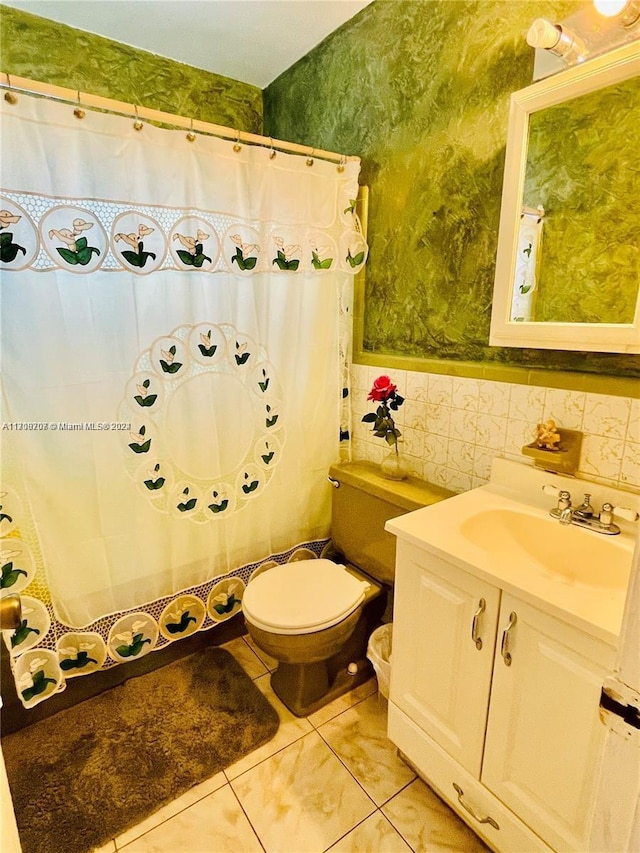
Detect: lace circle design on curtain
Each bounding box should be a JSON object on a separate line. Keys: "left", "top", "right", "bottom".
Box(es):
{"left": 121, "top": 322, "right": 284, "bottom": 522}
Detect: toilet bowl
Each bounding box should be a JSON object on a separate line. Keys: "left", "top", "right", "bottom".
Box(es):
{"left": 243, "top": 559, "right": 383, "bottom": 716}
{"left": 242, "top": 461, "right": 443, "bottom": 717}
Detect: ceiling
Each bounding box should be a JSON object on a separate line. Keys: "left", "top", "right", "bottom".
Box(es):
{"left": 2, "top": 0, "right": 373, "bottom": 88}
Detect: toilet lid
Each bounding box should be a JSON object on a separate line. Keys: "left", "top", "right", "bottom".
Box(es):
{"left": 242, "top": 559, "right": 370, "bottom": 635}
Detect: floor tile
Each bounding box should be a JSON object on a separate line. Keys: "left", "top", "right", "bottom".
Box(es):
{"left": 231, "top": 730, "right": 376, "bottom": 853}
{"left": 115, "top": 771, "right": 227, "bottom": 848}
{"left": 221, "top": 636, "right": 269, "bottom": 679}
{"left": 327, "top": 811, "right": 412, "bottom": 852}
{"left": 243, "top": 631, "right": 278, "bottom": 670}
{"left": 382, "top": 778, "right": 490, "bottom": 852}
{"left": 307, "top": 677, "right": 377, "bottom": 729}
{"left": 118, "top": 784, "right": 263, "bottom": 852}
{"left": 318, "top": 694, "right": 415, "bottom": 806}
{"left": 92, "top": 842, "right": 116, "bottom": 852}
{"left": 224, "top": 672, "right": 313, "bottom": 780}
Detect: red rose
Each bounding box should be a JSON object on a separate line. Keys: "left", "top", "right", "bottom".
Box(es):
{"left": 368, "top": 375, "right": 397, "bottom": 402}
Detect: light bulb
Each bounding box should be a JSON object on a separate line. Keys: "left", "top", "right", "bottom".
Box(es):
{"left": 595, "top": 0, "right": 640, "bottom": 25}
{"left": 526, "top": 18, "right": 587, "bottom": 63}
{"left": 594, "top": 0, "right": 628, "bottom": 16}
{"left": 527, "top": 18, "right": 561, "bottom": 49}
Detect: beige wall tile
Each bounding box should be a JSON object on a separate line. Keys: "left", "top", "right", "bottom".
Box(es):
{"left": 426, "top": 402, "right": 451, "bottom": 437}
{"left": 508, "top": 385, "right": 545, "bottom": 422}
{"left": 578, "top": 434, "right": 624, "bottom": 482}
{"left": 479, "top": 380, "right": 511, "bottom": 419}
{"left": 429, "top": 374, "right": 454, "bottom": 407}
{"left": 621, "top": 442, "right": 640, "bottom": 489}
{"left": 475, "top": 413, "right": 508, "bottom": 452}
{"left": 405, "top": 371, "right": 429, "bottom": 402}
{"left": 628, "top": 400, "right": 640, "bottom": 444}
{"left": 349, "top": 366, "right": 639, "bottom": 494}
{"left": 451, "top": 377, "right": 480, "bottom": 411}
{"left": 544, "top": 388, "right": 586, "bottom": 431}
{"left": 583, "top": 393, "right": 631, "bottom": 440}
{"left": 449, "top": 408, "right": 478, "bottom": 443}
{"left": 446, "top": 439, "right": 475, "bottom": 476}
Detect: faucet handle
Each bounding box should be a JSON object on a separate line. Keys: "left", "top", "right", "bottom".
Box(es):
{"left": 600, "top": 502, "right": 639, "bottom": 525}
{"left": 542, "top": 484, "right": 571, "bottom": 497}
{"left": 543, "top": 484, "right": 571, "bottom": 514}
{"left": 542, "top": 484, "right": 571, "bottom": 502}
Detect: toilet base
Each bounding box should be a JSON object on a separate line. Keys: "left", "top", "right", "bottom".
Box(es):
{"left": 271, "top": 655, "right": 373, "bottom": 717}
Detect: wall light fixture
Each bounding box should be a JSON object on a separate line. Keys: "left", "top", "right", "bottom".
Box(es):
{"left": 528, "top": 2, "right": 640, "bottom": 80}
{"left": 526, "top": 18, "right": 587, "bottom": 64}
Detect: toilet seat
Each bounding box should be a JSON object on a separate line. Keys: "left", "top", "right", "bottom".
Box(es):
{"left": 242, "top": 559, "right": 370, "bottom": 635}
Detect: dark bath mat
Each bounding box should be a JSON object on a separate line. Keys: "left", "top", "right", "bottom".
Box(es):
{"left": 3, "top": 645, "right": 279, "bottom": 853}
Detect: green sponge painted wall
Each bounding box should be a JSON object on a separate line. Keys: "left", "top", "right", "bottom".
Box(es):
{"left": 264, "top": 0, "right": 639, "bottom": 379}
{"left": 0, "top": 4, "right": 263, "bottom": 132}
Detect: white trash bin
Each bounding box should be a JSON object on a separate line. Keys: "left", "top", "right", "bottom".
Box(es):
{"left": 367, "top": 623, "right": 392, "bottom": 699}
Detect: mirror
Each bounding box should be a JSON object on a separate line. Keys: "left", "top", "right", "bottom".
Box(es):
{"left": 490, "top": 41, "right": 640, "bottom": 353}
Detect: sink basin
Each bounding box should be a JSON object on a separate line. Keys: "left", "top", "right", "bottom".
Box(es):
{"left": 460, "top": 508, "right": 632, "bottom": 589}
{"left": 385, "top": 459, "right": 639, "bottom": 641}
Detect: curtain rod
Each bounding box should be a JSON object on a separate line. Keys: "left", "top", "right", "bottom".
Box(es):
{"left": 1, "top": 72, "right": 359, "bottom": 167}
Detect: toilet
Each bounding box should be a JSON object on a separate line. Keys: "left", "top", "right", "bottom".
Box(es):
{"left": 242, "top": 461, "right": 440, "bottom": 716}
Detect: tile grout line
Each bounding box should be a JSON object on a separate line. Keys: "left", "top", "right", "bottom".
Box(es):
{"left": 312, "top": 696, "right": 424, "bottom": 847}
{"left": 226, "top": 780, "right": 269, "bottom": 853}
{"left": 230, "top": 643, "right": 398, "bottom": 852}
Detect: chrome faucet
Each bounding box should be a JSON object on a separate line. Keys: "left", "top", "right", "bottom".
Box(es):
{"left": 573, "top": 493, "right": 594, "bottom": 520}
{"left": 545, "top": 487, "right": 573, "bottom": 523}
{"left": 558, "top": 494, "right": 574, "bottom": 525}
{"left": 542, "top": 485, "right": 639, "bottom": 536}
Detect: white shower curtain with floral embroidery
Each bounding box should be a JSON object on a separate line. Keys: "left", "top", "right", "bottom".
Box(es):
{"left": 0, "top": 94, "right": 366, "bottom": 706}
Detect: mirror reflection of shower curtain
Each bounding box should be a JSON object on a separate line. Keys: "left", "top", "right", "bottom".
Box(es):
{"left": 510, "top": 207, "right": 544, "bottom": 322}
{"left": 0, "top": 95, "right": 366, "bottom": 635}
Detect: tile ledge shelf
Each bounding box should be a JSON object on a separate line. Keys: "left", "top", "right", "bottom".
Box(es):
{"left": 353, "top": 353, "right": 640, "bottom": 400}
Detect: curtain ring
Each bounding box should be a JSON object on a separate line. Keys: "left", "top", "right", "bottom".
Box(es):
{"left": 269, "top": 138, "right": 277, "bottom": 160}
{"left": 186, "top": 118, "right": 196, "bottom": 142}
{"left": 73, "top": 90, "right": 85, "bottom": 120}
{"left": 3, "top": 73, "right": 17, "bottom": 105}
{"left": 233, "top": 132, "right": 242, "bottom": 152}
{"left": 133, "top": 105, "right": 144, "bottom": 131}
{"left": 306, "top": 149, "right": 315, "bottom": 167}
{"left": 337, "top": 155, "right": 346, "bottom": 174}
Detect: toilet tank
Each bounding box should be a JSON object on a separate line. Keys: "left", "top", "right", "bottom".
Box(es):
{"left": 328, "top": 461, "right": 454, "bottom": 585}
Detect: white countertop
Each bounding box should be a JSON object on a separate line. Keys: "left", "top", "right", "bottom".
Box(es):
{"left": 386, "top": 459, "right": 638, "bottom": 646}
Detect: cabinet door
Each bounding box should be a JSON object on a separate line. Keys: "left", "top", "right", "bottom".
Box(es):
{"left": 390, "top": 541, "right": 501, "bottom": 777}
{"left": 483, "top": 594, "right": 616, "bottom": 853}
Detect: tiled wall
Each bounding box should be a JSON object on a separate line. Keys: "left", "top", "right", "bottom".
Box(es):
{"left": 350, "top": 364, "right": 640, "bottom": 496}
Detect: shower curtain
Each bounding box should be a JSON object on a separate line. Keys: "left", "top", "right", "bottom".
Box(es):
{"left": 510, "top": 206, "right": 544, "bottom": 322}
{"left": 0, "top": 93, "right": 367, "bottom": 707}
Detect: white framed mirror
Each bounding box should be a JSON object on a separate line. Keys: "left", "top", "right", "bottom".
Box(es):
{"left": 490, "top": 40, "right": 640, "bottom": 353}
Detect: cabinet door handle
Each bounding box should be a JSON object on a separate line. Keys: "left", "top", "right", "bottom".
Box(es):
{"left": 500, "top": 611, "right": 517, "bottom": 666}
{"left": 471, "top": 598, "right": 486, "bottom": 650}
{"left": 452, "top": 783, "right": 500, "bottom": 830}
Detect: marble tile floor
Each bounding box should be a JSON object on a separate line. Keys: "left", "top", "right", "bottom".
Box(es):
{"left": 92, "top": 635, "right": 490, "bottom": 853}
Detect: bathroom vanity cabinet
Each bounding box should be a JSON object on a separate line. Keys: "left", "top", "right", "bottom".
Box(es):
{"left": 389, "top": 540, "right": 616, "bottom": 853}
